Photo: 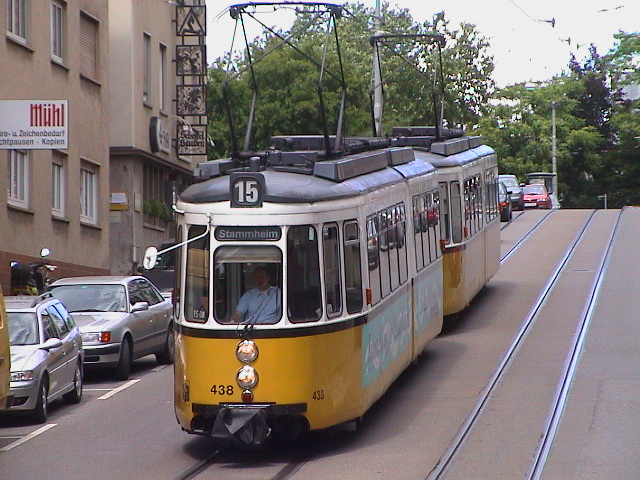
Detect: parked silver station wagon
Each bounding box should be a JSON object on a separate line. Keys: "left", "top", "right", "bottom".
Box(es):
{"left": 48, "top": 276, "right": 174, "bottom": 380}
{"left": 4, "top": 294, "right": 83, "bottom": 423}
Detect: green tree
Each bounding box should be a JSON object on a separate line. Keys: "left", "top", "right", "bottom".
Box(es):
{"left": 206, "top": 2, "right": 495, "bottom": 156}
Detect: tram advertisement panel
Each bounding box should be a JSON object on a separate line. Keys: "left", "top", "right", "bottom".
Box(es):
{"left": 362, "top": 287, "right": 412, "bottom": 387}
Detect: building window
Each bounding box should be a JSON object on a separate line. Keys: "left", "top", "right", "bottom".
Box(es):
{"left": 159, "top": 43, "right": 166, "bottom": 111}
{"left": 7, "top": 0, "right": 27, "bottom": 43}
{"left": 143, "top": 33, "right": 151, "bottom": 104}
{"left": 79, "top": 12, "right": 98, "bottom": 80}
{"left": 80, "top": 162, "right": 98, "bottom": 224}
{"left": 143, "top": 163, "right": 171, "bottom": 226}
{"left": 51, "top": 0, "right": 65, "bottom": 63}
{"left": 7, "top": 150, "right": 29, "bottom": 208}
{"left": 52, "top": 152, "right": 65, "bottom": 217}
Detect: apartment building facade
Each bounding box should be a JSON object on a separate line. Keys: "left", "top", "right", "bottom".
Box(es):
{"left": 1, "top": 1, "right": 207, "bottom": 291}
{"left": 1, "top": 0, "right": 111, "bottom": 291}
{"left": 108, "top": 0, "right": 206, "bottom": 275}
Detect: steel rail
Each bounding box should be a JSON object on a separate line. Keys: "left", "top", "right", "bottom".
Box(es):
{"left": 425, "top": 210, "right": 597, "bottom": 480}
{"left": 500, "top": 209, "right": 555, "bottom": 262}
{"left": 527, "top": 209, "right": 623, "bottom": 479}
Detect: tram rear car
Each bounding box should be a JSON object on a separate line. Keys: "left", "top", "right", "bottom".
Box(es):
{"left": 395, "top": 128, "right": 500, "bottom": 316}
{"left": 172, "top": 143, "right": 445, "bottom": 446}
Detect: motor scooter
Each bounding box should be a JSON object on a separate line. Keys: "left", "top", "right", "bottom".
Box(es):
{"left": 10, "top": 248, "right": 57, "bottom": 295}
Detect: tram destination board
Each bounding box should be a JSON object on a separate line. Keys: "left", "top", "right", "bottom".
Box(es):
{"left": 215, "top": 226, "right": 281, "bottom": 241}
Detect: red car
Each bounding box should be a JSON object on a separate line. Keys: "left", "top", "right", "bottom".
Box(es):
{"left": 522, "top": 184, "right": 552, "bottom": 209}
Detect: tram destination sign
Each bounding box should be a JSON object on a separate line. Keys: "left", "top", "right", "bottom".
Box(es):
{"left": 215, "top": 226, "right": 282, "bottom": 242}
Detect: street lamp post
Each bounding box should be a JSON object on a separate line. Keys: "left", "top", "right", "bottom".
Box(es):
{"left": 551, "top": 101, "right": 558, "bottom": 197}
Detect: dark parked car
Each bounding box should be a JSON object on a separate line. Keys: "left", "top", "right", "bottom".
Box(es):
{"left": 48, "top": 276, "right": 174, "bottom": 380}
{"left": 498, "top": 182, "right": 512, "bottom": 222}
{"left": 499, "top": 174, "right": 525, "bottom": 211}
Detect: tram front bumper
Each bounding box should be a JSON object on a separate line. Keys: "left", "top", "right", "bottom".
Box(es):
{"left": 192, "top": 403, "right": 307, "bottom": 448}
{"left": 211, "top": 406, "right": 270, "bottom": 448}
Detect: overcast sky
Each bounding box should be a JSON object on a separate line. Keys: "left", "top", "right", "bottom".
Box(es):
{"left": 205, "top": 0, "right": 639, "bottom": 87}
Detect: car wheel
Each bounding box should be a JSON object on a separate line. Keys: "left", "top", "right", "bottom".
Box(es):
{"left": 63, "top": 360, "right": 83, "bottom": 404}
{"left": 33, "top": 378, "right": 49, "bottom": 424}
{"left": 155, "top": 324, "right": 175, "bottom": 365}
{"left": 113, "top": 338, "right": 132, "bottom": 381}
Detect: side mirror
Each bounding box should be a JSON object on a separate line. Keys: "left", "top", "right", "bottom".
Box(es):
{"left": 131, "top": 301, "right": 149, "bottom": 312}
{"left": 40, "top": 338, "right": 63, "bottom": 350}
{"left": 143, "top": 246, "right": 158, "bottom": 270}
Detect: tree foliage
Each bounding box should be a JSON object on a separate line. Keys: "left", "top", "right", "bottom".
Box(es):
{"left": 205, "top": 5, "right": 638, "bottom": 209}
{"left": 206, "top": 2, "right": 495, "bottom": 157}
{"left": 475, "top": 32, "right": 639, "bottom": 208}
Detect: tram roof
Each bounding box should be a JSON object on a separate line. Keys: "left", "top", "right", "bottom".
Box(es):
{"left": 180, "top": 151, "right": 436, "bottom": 204}
{"left": 181, "top": 130, "right": 496, "bottom": 205}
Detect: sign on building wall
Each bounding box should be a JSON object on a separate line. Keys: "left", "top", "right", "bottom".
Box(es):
{"left": 175, "top": 3, "right": 207, "bottom": 158}
{"left": 0, "top": 100, "right": 68, "bottom": 149}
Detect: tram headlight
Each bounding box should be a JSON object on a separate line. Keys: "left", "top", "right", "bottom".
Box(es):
{"left": 236, "top": 339, "right": 259, "bottom": 363}
{"left": 236, "top": 365, "right": 259, "bottom": 389}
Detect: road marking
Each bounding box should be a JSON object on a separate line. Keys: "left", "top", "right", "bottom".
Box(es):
{"left": 97, "top": 379, "right": 140, "bottom": 400}
{"left": 152, "top": 364, "right": 168, "bottom": 372}
{"left": 1, "top": 424, "right": 57, "bottom": 452}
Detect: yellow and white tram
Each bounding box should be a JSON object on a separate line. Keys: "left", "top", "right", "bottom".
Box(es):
{"left": 166, "top": 132, "right": 498, "bottom": 447}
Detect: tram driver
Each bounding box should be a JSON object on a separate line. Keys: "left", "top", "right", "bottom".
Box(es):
{"left": 229, "top": 266, "right": 281, "bottom": 324}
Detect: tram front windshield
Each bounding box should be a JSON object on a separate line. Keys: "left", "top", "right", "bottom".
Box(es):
{"left": 213, "top": 246, "right": 282, "bottom": 324}
{"left": 183, "top": 225, "right": 322, "bottom": 325}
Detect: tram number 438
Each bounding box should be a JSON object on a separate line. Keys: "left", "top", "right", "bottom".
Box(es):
{"left": 211, "top": 385, "right": 234, "bottom": 395}
{"left": 312, "top": 390, "right": 325, "bottom": 401}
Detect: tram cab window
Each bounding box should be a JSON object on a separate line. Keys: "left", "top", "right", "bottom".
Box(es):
{"left": 343, "top": 221, "right": 362, "bottom": 314}
{"left": 287, "top": 226, "right": 321, "bottom": 323}
{"left": 184, "top": 226, "right": 210, "bottom": 324}
{"left": 213, "top": 246, "right": 283, "bottom": 325}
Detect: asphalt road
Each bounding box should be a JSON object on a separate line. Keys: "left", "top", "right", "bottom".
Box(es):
{"left": 1, "top": 208, "right": 638, "bottom": 480}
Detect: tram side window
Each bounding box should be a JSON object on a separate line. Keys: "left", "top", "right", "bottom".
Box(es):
{"left": 486, "top": 168, "right": 497, "bottom": 220}
{"left": 450, "top": 182, "right": 463, "bottom": 243}
{"left": 378, "top": 211, "right": 391, "bottom": 298}
{"left": 287, "top": 226, "right": 322, "bottom": 323}
{"left": 476, "top": 175, "right": 483, "bottom": 228}
{"left": 184, "top": 226, "right": 209, "bottom": 324}
{"left": 343, "top": 221, "right": 363, "bottom": 314}
{"left": 367, "top": 215, "right": 382, "bottom": 305}
{"left": 439, "top": 182, "right": 451, "bottom": 245}
{"left": 396, "top": 204, "right": 408, "bottom": 284}
{"left": 387, "top": 208, "right": 400, "bottom": 292}
{"left": 214, "top": 246, "right": 283, "bottom": 325}
{"left": 426, "top": 191, "right": 441, "bottom": 263}
{"left": 323, "top": 224, "right": 342, "bottom": 317}
{"left": 413, "top": 195, "right": 426, "bottom": 270}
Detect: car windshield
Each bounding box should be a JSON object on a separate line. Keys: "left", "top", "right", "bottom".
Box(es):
{"left": 49, "top": 284, "right": 128, "bottom": 312}
{"left": 500, "top": 177, "right": 518, "bottom": 187}
{"left": 523, "top": 184, "right": 546, "bottom": 195}
{"left": 7, "top": 312, "right": 39, "bottom": 345}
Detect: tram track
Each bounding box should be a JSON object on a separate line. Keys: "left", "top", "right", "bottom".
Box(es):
{"left": 500, "top": 209, "right": 555, "bottom": 262}
{"left": 526, "top": 209, "right": 623, "bottom": 479}
{"left": 425, "top": 209, "right": 621, "bottom": 480}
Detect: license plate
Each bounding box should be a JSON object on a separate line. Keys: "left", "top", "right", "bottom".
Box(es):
{"left": 525, "top": 202, "right": 536, "bottom": 207}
